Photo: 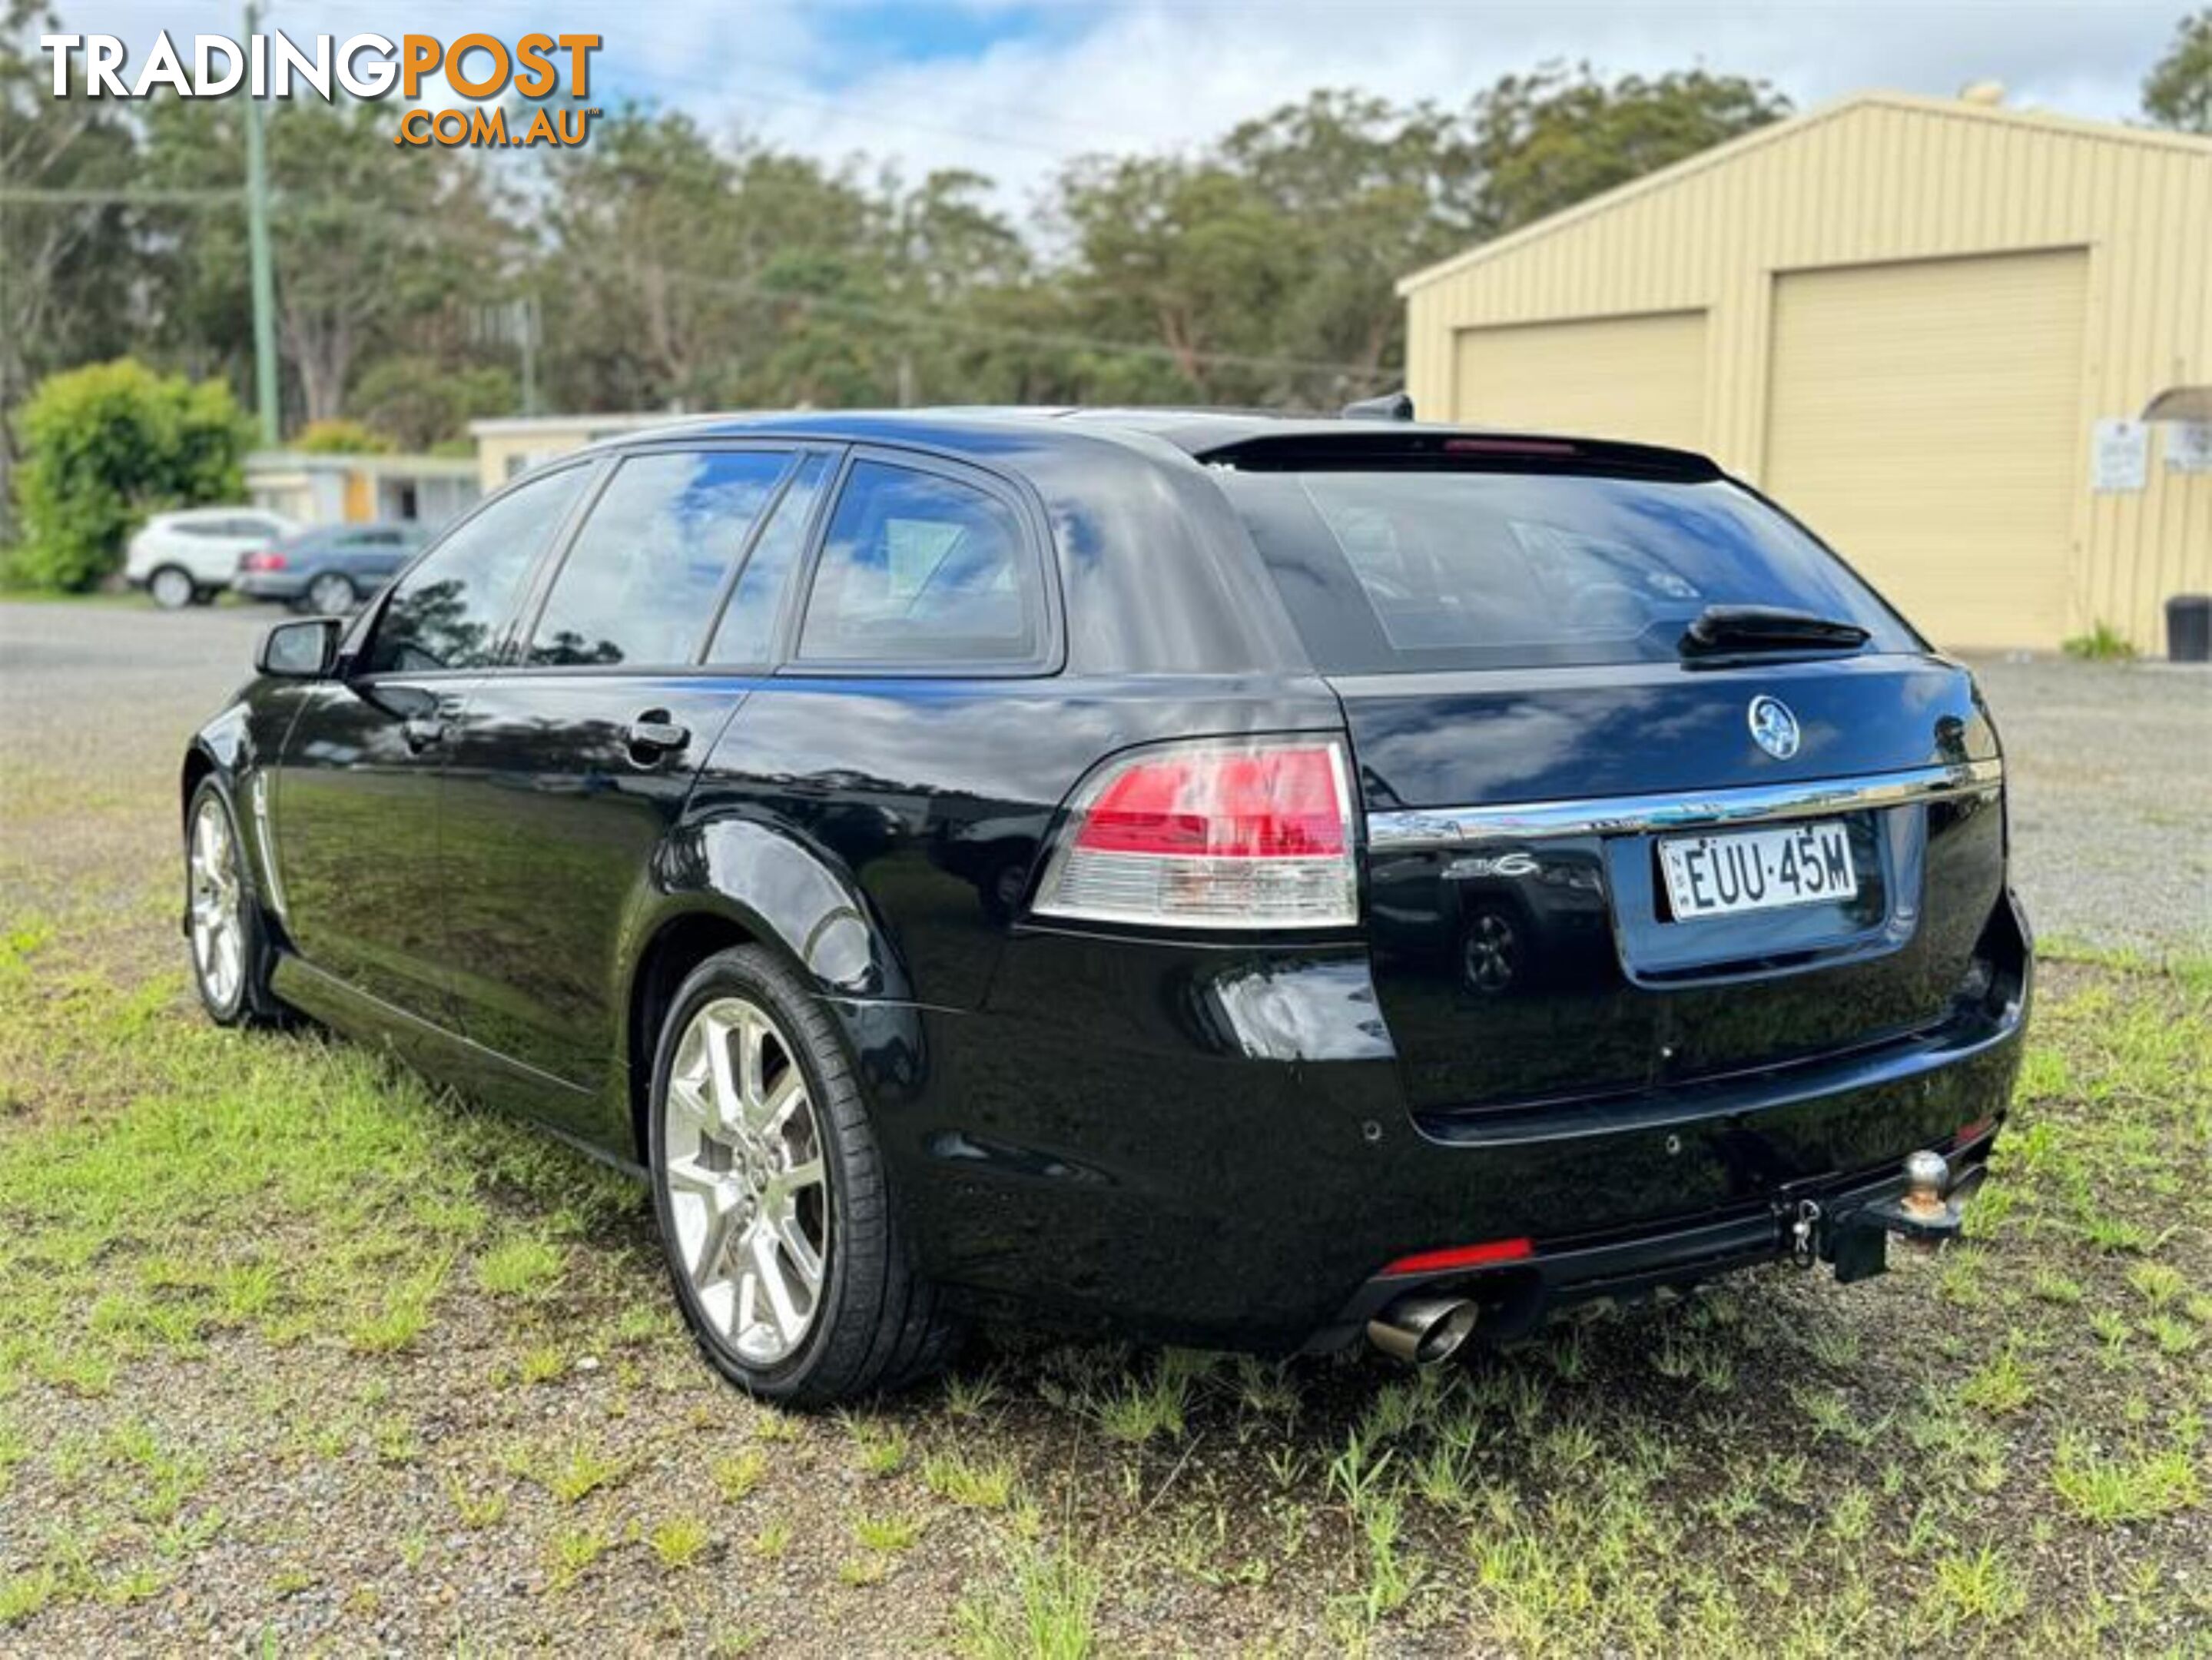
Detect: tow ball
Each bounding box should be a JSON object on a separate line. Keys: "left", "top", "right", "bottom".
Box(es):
{"left": 1786, "top": 1150, "right": 1984, "bottom": 1285}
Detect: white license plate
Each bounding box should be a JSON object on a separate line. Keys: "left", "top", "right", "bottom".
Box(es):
{"left": 1659, "top": 821, "right": 1858, "bottom": 920}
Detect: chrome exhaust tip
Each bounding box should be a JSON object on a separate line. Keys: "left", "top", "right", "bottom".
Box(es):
{"left": 1366, "top": 1293, "right": 1479, "bottom": 1365}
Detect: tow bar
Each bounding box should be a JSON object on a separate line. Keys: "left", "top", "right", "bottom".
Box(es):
{"left": 1786, "top": 1149, "right": 1986, "bottom": 1285}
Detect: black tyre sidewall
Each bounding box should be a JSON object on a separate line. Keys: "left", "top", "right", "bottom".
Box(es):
{"left": 647, "top": 948, "right": 871, "bottom": 1404}
{"left": 184, "top": 779, "right": 272, "bottom": 1025}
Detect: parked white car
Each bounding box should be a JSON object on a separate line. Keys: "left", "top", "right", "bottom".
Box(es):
{"left": 124, "top": 507, "right": 299, "bottom": 609}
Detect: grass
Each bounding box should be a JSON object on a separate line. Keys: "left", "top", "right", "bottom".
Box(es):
{"left": 956, "top": 1540, "right": 1101, "bottom": 1660}
{"left": 0, "top": 795, "right": 2207, "bottom": 1651}
{"left": 2061, "top": 621, "right": 2139, "bottom": 662}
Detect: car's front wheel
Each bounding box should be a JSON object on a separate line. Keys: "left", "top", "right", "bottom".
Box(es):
{"left": 184, "top": 779, "right": 285, "bottom": 1027}
{"left": 149, "top": 565, "right": 196, "bottom": 610}
{"left": 648, "top": 946, "right": 960, "bottom": 1406}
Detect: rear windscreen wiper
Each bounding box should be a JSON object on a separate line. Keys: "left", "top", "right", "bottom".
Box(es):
{"left": 1680, "top": 605, "right": 1871, "bottom": 657}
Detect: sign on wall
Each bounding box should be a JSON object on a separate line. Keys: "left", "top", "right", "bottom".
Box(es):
{"left": 2091, "top": 418, "right": 2149, "bottom": 492}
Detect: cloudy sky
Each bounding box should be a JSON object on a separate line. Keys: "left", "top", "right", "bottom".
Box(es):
{"left": 48, "top": 1, "right": 2189, "bottom": 203}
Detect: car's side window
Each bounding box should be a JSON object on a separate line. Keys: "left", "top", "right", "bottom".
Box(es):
{"left": 360, "top": 466, "right": 589, "bottom": 675}
{"left": 796, "top": 460, "right": 1037, "bottom": 665}
{"left": 526, "top": 450, "right": 793, "bottom": 668}
{"left": 705, "top": 451, "right": 834, "bottom": 666}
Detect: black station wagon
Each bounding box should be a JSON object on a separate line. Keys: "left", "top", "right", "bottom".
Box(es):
{"left": 181, "top": 409, "right": 2029, "bottom": 1403}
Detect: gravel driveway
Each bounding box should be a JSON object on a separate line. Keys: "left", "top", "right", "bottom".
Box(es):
{"left": 2, "top": 599, "right": 2207, "bottom": 1655}
{"left": 4, "top": 601, "right": 2205, "bottom": 957}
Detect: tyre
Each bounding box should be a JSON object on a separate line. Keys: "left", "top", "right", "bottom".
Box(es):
{"left": 149, "top": 565, "right": 196, "bottom": 610}
{"left": 647, "top": 945, "right": 960, "bottom": 1406}
{"left": 306, "top": 572, "right": 357, "bottom": 615}
{"left": 184, "top": 779, "right": 287, "bottom": 1028}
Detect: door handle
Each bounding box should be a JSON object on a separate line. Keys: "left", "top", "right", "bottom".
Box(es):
{"left": 625, "top": 716, "right": 690, "bottom": 761}
{"left": 403, "top": 716, "right": 445, "bottom": 753}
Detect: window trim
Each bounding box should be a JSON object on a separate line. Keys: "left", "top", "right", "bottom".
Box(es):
{"left": 700, "top": 443, "right": 843, "bottom": 672}
{"left": 341, "top": 456, "right": 602, "bottom": 683}
{"left": 502, "top": 440, "right": 804, "bottom": 676}
{"left": 778, "top": 444, "right": 1064, "bottom": 680}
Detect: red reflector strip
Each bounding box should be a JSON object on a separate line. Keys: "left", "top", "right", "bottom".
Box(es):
{"left": 1954, "top": 1117, "right": 1995, "bottom": 1146}
{"left": 1380, "top": 1237, "right": 1534, "bottom": 1277}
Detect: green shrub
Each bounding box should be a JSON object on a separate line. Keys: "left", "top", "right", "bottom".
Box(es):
{"left": 9, "top": 360, "right": 252, "bottom": 592}
{"left": 293, "top": 419, "right": 395, "bottom": 456}
{"left": 2062, "top": 622, "right": 2137, "bottom": 662}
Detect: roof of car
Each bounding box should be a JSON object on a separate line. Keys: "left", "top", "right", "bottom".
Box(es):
{"left": 579, "top": 406, "right": 1721, "bottom": 481}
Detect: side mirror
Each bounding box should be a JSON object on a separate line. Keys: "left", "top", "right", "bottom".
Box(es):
{"left": 257, "top": 616, "right": 340, "bottom": 679}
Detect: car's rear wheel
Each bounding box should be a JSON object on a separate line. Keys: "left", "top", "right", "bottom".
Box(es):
{"left": 648, "top": 946, "right": 960, "bottom": 1406}
{"left": 306, "top": 572, "right": 357, "bottom": 615}
{"left": 184, "top": 780, "right": 285, "bottom": 1027}
{"left": 149, "top": 565, "right": 196, "bottom": 610}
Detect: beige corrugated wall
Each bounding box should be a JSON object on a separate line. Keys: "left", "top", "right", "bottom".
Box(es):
{"left": 1453, "top": 311, "right": 1708, "bottom": 449}
{"left": 1400, "top": 95, "right": 2212, "bottom": 652}
{"left": 1766, "top": 251, "right": 2087, "bottom": 648}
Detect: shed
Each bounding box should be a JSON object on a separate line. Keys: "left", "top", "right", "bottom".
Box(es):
{"left": 1398, "top": 92, "right": 2212, "bottom": 652}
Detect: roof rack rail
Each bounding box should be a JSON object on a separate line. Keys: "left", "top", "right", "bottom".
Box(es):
{"left": 1341, "top": 391, "right": 1414, "bottom": 422}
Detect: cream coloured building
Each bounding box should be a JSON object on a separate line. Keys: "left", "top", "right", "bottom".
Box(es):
{"left": 1398, "top": 92, "right": 2212, "bottom": 652}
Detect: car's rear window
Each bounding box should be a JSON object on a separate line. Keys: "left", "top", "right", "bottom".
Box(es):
{"left": 1222, "top": 468, "right": 1915, "bottom": 672}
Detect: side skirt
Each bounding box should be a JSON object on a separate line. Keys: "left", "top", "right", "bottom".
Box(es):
{"left": 270, "top": 953, "right": 647, "bottom": 1181}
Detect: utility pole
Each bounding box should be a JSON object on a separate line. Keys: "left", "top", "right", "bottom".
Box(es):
{"left": 243, "top": 0, "right": 280, "bottom": 446}
{"left": 517, "top": 297, "right": 539, "bottom": 417}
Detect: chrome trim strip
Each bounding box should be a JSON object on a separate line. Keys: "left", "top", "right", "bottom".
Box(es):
{"left": 1366, "top": 760, "right": 2003, "bottom": 850}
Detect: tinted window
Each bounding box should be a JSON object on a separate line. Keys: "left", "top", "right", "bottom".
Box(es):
{"left": 363, "top": 466, "right": 588, "bottom": 673}
{"left": 1225, "top": 469, "right": 1914, "bottom": 672}
{"left": 526, "top": 450, "right": 791, "bottom": 667}
{"left": 797, "top": 461, "right": 1035, "bottom": 664}
{"left": 706, "top": 452, "right": 833, "bottom": 666}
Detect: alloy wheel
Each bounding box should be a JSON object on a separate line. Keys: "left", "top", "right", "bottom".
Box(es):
{"left": 151, "top": 567, "right": 194, "bottom": 609}
{"left": 188, "top": 795, "right": 244, "bottom": 1011}
{"left": 662, "top": 996, "right": 831, "bottom": 1366}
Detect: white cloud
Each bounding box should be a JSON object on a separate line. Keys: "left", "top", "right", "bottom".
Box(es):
{"left": 42, "top": 0, "right": 2183, "bottom": 205}
{"left": 715, "top": 1, "right": 2180, "bottom": 202}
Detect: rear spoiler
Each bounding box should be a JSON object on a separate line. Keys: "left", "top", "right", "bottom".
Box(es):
{"left": 1196, "top": 428, "right": 1723, "bottom": 482}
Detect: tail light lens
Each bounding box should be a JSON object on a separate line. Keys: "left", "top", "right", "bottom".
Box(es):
{"left": 1031, "top": 738, "right": 1357, "bottom": 929}
{"left": 240, "top": 549, "right": 286, "bottom": 571}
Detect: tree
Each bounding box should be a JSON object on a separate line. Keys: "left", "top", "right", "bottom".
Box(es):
{"left": 2143, "top": 9, "right": 2212, "bottom": 132}
{"left": 9, "top": 360, "right": 251, "bottom": 590}
{"left": 1220, "top": 91, "right": 1483, "bottom": 391}
{"left": 1466, "top": 65, "right": 1791, "bottom": 237}
{"left": 293, "top": 419, "right": 394, "bottom": 454}
{"left": 141, "top": 96, "right": 515, "bottom": 427}
{"left": 0, "top": 1, "right": 144, "bottom": 523}
{"left": 352, "top": 357, "right": 517, "bottom": 451}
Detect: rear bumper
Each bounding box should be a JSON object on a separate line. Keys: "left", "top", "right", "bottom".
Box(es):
{"left": 1313, "top": 1127, "right": 1999, "bottom": 1351}
{"left": 883, "top": 888, "right": 2030, "bottom": 1351}
{"left": 234, "top": 572, "right": 308, "bottom": 601}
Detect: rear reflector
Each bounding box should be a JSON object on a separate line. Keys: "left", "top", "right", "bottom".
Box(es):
{"left": 1380, "top": 1237, "right": 1534, "bottom": 1277}
{"left": 1031, "top": 738, "right": 1356, "bottom": 929}
{"left": 240, "top": 550, "right": 286, "bottom": 571}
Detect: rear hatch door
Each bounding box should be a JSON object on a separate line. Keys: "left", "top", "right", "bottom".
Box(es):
{"left": 1216, "top": 437, "right": 2005, "bottom": 1118}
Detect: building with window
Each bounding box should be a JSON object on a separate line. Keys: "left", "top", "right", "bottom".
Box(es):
{"left": 245, "top": 450, "right": 480, "bottom": 533}
{"left": 1397, "top": 91, "right": 2211, "bottom": 653}
{"left": 467, "top": 413, "right": 698, "bottom": 491}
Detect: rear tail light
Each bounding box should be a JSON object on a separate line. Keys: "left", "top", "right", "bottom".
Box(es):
{"left": 1031, "top": 737, "right": 1357, "bottom": 929}
{"left": 240, "top": 549, "right": 286, "bottom": 571}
